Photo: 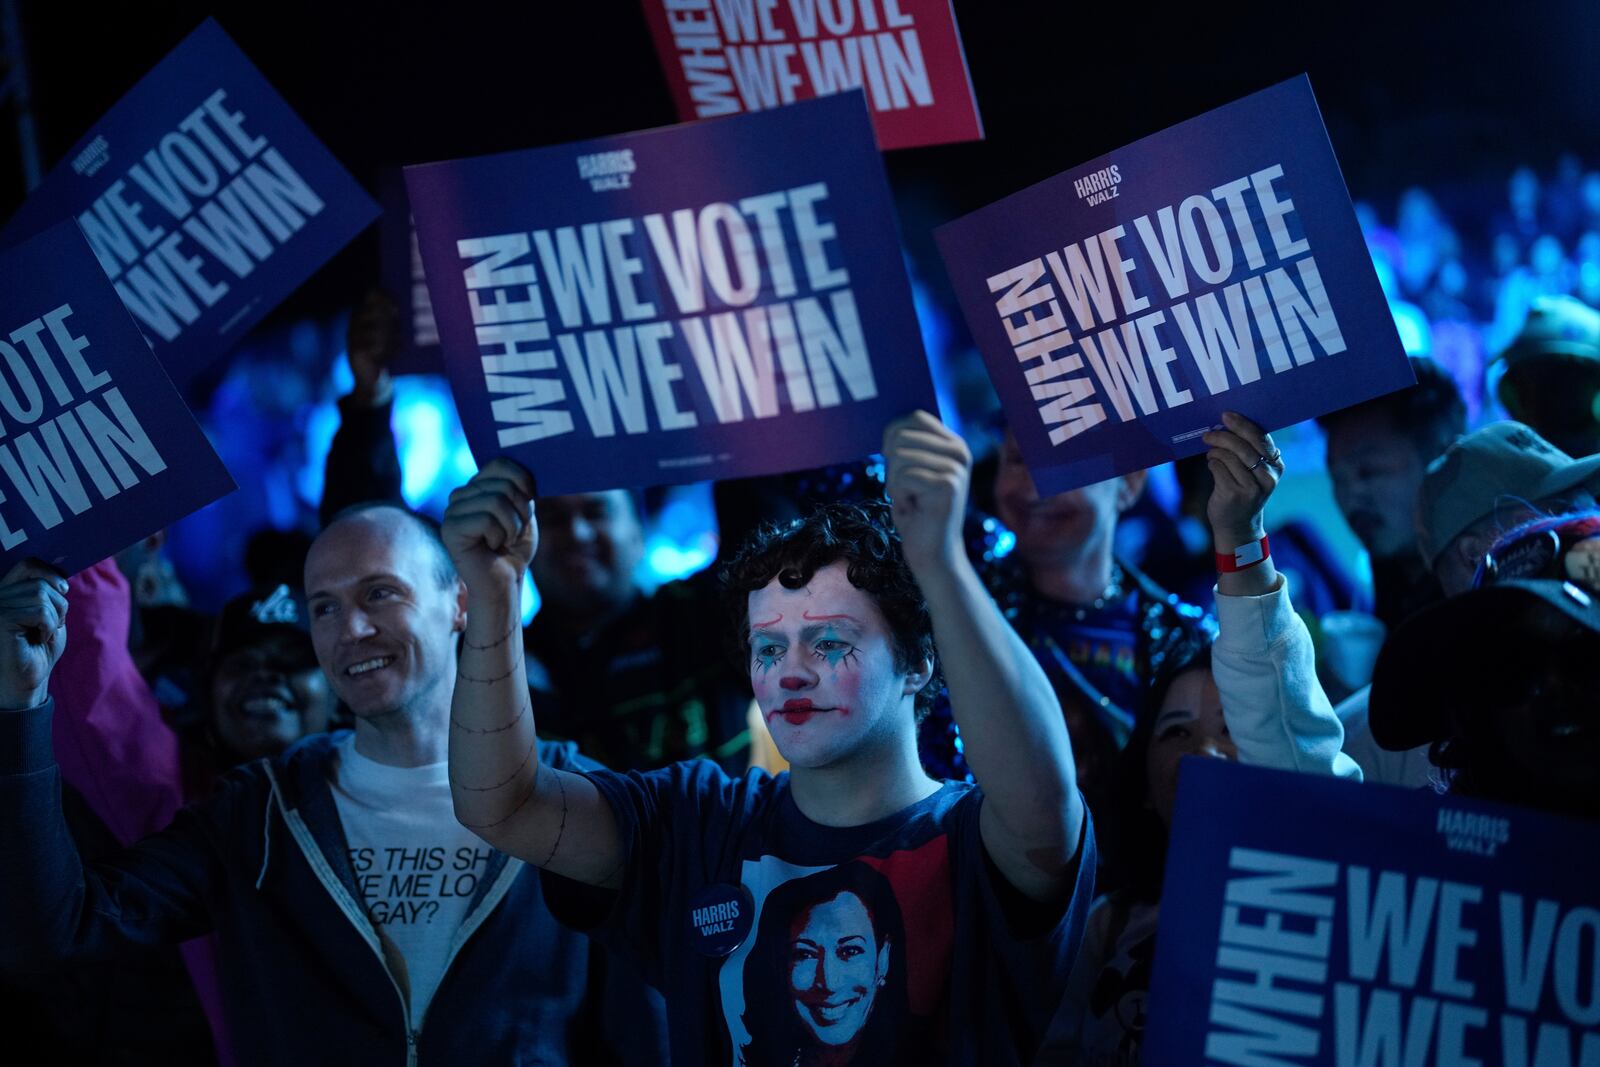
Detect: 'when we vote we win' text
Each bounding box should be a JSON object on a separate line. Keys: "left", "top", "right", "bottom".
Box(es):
{"left": 453, "top": 182, "right": 882, "bottom": 448}
{"left": 0, "top": 305, "right": 167, "bottom": 549}
{"left": 987, "top": 164, "right": 1349, "bottom": 446}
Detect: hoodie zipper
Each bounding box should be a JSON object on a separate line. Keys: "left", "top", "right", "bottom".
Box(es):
{"left": 406, "top": 857, "right": 525, "bottom": 1050}
{"left": 263, "top": 764, "right": 419, "bottom": 1064}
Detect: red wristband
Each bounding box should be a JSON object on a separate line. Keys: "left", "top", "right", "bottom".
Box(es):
{"left": 1216, "top": 534, "right": 1270, "bottom": 573}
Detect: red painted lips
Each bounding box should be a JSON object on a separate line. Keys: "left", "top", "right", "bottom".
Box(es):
{"left": 770, "top": 699, "right": 847, "bottom": 726}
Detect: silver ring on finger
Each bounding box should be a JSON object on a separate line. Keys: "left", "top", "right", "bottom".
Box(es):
{"left": 1247, "top": 457, "right": 1264, "bottom": 472}
{"left": 1264, "top": 448, "right": 1284, "bottom": 468}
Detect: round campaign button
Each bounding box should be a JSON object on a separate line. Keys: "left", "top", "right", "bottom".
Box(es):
{"left": 686, "top": 882, "right": 754, "bottom": 958}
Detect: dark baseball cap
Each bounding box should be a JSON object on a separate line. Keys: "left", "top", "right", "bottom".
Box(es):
{"left": 1370, "top": 574, "right": 1600, "bottom": 752}
{"left": 211, "top": 584, "right": 316, "bottom": 670}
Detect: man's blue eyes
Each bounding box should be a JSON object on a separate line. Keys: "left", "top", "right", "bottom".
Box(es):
{"left": 309, "top": 588, "right": 397, "bottom": 617}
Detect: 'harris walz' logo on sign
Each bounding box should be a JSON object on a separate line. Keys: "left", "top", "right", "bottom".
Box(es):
{"left": 1074, "top": 165, "right": 1121, "bottom": 206}
{"left": 1437, "top": 807, "right": 1510, "bottom": 857}
{"left": 577, "top": 150, "right": 636, "bottom": 192}
{"left": 72, "top": 135, "right": 111, "bottom": 178}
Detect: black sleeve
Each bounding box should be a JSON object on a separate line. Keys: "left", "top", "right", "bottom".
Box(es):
{"left": 0, "top": 702, "right": 227, "bottom": 971}
{"left": 568, "top": 936, "right": 671, "bottom": 1066}
{"left": 540, "top": 761, "right": 743, "bottom": 987}
{"left": 319, "top": 394, "right": 403, "bottom": 527}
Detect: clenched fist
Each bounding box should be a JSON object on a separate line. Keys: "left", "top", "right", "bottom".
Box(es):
{"left": 0, "top": 560, "right": 69, "bottom": 711}
{"left": 883, "top": 410, "right": 971, "bottom": 574}
{"left": 442, "top": 458, "right": 538, "bottom": 597}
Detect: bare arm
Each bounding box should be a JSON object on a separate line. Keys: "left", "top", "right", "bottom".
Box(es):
{"left": 443, "top": 459, "right": 624, "bottom": 888}
{"left": 884, "top": 412, "right": 1083, "bottom": 903}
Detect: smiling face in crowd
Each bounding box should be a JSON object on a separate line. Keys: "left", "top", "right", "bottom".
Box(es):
{"left": 994, "top": 430, "right": 1144, "bottom": 574}
{"left": 304, "top": 509, "right": 465, "bottom": 721}
{"left": 1145, "top": 667, "right": 1236, "bottom": 826}
{"left": 746, "top": 560, "right": 927, "bottom": 770}
{"left": 209, "top": 632, "right": 333, "bottom": 761}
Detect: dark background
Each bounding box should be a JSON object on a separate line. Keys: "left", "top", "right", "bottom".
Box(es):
{"left": 8, "top": 0, "right": 1597, "bottom": 325}
{"left": 4, "top": 0, "right": 1595, "bottom": 609}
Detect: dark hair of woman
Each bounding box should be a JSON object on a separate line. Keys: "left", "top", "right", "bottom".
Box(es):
{"left": 1100, "top": 636, "right": 1214, "bottom": 901}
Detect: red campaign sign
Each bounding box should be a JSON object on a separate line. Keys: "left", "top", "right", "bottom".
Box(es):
{"left": 641, "top": 0, "right": 982, "bottom": 150}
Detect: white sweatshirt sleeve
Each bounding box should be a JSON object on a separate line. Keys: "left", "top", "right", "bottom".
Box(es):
{"left": 1211, "top": 576, "right": 1363, "bottom": 781}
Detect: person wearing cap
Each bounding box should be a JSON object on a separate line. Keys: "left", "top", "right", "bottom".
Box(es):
{"left": 199, "top": 584, "right": 337, "bottom": 778}
{"left": 1336, "top": 421, "right": 1600, "bottom": 786}
{"left": 1368, "top": 511, "right": 1600, "bottom": 822}
{"left": 1418, "top": 421, "right": 1600, "bottom": 596}
{"left": 1497, "top": 295, "right": 1600, "bottom": 459}
{"left": 0, "top": 506, "right": 666, "bottom": 1066}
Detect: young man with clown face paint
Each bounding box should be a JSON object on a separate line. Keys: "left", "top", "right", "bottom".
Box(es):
{"left": 444, "top": 410, "right": 1092, "bottom": 1064}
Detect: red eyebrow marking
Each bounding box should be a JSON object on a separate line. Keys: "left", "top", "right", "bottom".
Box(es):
{"left": 801, "top": 611, "right": 858, "bottom": 622}
{"left": 752, "top": 614, "right": 784, "bottom": 628}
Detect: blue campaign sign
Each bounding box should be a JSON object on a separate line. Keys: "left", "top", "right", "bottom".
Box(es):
{"left": 0, "top": 221, "right": 234, "bottom": 575}
{"left": 1145, "top": 759, "right": 1600, "bottom": 1066}
{"left": 0, "top": 19, "right": 379, "bottom": 385}
{"left": 377, "top": 169, "right": 444, "bottom": 376}
{"left": 404, "top": 91, "right": 936, "bottom": 494}
{"left": 935, "top": 76, "right": 1413, "bottom": 496}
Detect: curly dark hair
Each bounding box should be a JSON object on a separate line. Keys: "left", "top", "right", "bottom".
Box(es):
{"left": 718, "top": 499, "right": 943, "bottom": 720}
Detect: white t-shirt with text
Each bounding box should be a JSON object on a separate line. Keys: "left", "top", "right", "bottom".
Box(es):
{"left": 330, "top": 734, "right": 495, "bottom": 1023}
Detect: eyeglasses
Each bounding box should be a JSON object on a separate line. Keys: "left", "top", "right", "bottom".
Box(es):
{"left": 1477, "top": 513, "right": 1600, "bottom": 591}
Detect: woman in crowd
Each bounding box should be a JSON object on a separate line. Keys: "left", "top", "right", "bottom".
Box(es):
{"left": 1044, "top": 412, "right": 1361, "bottom": 1065}
{"left": 187, "top": 584, "right": 339, "bottom": 795}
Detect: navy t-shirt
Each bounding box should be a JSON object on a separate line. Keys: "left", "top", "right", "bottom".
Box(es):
{"left": 543, "top": 760, "right": 1096, "bottom": 1065}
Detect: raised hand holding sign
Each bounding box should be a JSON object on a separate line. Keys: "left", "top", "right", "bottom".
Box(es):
{"left": 441, "top": 458, "right": 538, "bottom": 596}
{"left": 0, "top": 561, "right": 69, "bottom": 711}
{"left": 883, "top": 410, "right": 971, "bottom": 573}
{"left": 1203, "top": 411, "right": 1284, "bottom": 597}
